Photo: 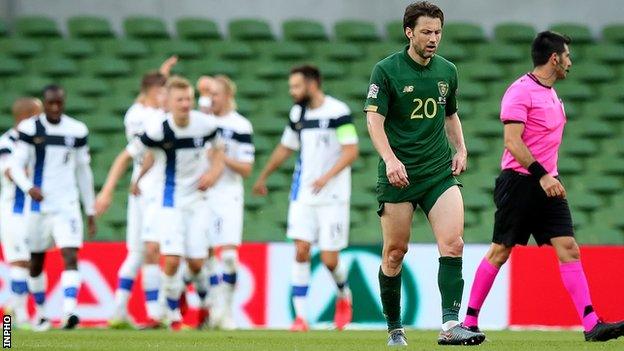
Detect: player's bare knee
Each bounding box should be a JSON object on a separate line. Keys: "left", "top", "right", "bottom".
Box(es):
{"left": 439, "top": 236, "right": 464, "bottom": 257}
{"left": 295, "top": 241, "right": 311, "bottom": 262}
{"left": 61, "top": 248, "right": 78, "bottom": 270}
{"left": 29, "top": 254, "right": 45, "bottom": 277}
{"left": 163, "top": 256, "right": 181, "bottom": 275}
{"left": 487, "top": 244, "right": 512, "bottom": 267}
{"left": 386, "top": 245, "right": 408, "bottom": 266}
{"left": 321, "top": 252, "right": 338, "bottom": 271}
{"left": 187, "top": 259, "right": 204, "bottom": 274}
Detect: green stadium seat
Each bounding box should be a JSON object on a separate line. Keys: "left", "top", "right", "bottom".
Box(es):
{"left": 507, "top": 62, "right": 534, "bottom": 80}
{"left": 252, "top": 134, "right": 274, "bottom": 155}
{"left": 150, "top": 40, "right": 203, "bottom": 59}
{"left": 349, "top": 60, "right": 377, "bottom": 81}
{"left": 229, "top": 19, "right": 274, "bottom": 41}
{"left": 458, "top": 62, "right": 505, "bottom": 82}
{"left": 98, "top": 38, "right": 150, "bottom": 59}
{"left": 236, "top": 98, "right": 258, "bottom": 117}
{"left": 206, "top": 41, "right": 254, "bottom": 61}
{"left": 571, "top": 63, "right": 615, "bottom": 83}
{"left": 176, "top": 18, "right": 221, "bottom": 40}
{"left": 189, "top": 59, "right": 240, "bottom": 78}
{"left": 47, "top": 39, "right": 96, "bottom": 59}
{"left": 493, "top": 23, "right": 537, "bottom": 44}
{"left": 88, "top": 134, "right": 108, "bottom": 154}
{"left": 62, "top": 77, "right": 109, "bottom": 97}
{"left": 0, "top": 19, "right": 7, "bottom": 37}
{"left": 556, "top": 80, "right": 594, "bottom": 102}
{"left": 81, "top": 57, "right": 132, "bottom": 78}
{"left": 558, "top": 157, "right": 583, "bottom": 176}
{"left": 457, "top": 81, "right": 487, "bottom": 101}
{"left": 0, "top": 56, "right": 24, "bottom": 77}
{"left": 123, "top": 16, "right": 169, "bottom": 39}
{"left": 334, "top": 20, "right": 379, "bottom": 42}
{"left": 436, "top": 44, "right": 469, "bottom": 63}
{"left": 98, "top": 94, "right": 136, "bottom": 116}
{"left": 282, "top": 19, "right": 327, "bottom": 42}
{"left": 561, "top": 138, "right": 598, "bottom": 158}
{"left": 385, "top": 20, "right": 407, "bottom": 44}
{"left": 315, "top": 61, "right": 347, "bottom": 80}
{"left": 109, "top": 78, "right": 141, "bottom": 99}
{"left": 253, "top": 115, "right": 286, "bottom": 136}
{"left": 325, "top": 80, "right": 368, "bottom": 101}
{"left": 29, "top": 56, "right": 78, "bottom": 78}
{"left": 364, "top": 42, "right": 402, "bottom": 62}
{"left": 549, "top": 23, "right": 593, "bottom": 44}
{"left": 585, "top": 43, "right": 624, "bottom": 64}
{"left": 235, "top": 79, "right": 272, "bottom": 99}
{"left": 444, "top": 22, "right": 486, "bottom": 44}
{"left": 465, "top": 137, "right": 489, "bottom": 157}
{"left": 82, "top": 114, "right": 124, "bottom": 133}
{"left": 602, "top": 23, "right": 624, "bottom": 43}
{"left": 593, "top": 157, "right": 624, "bottom": 176}
{"left": 0, "top": 92, "right": 21, "bottom": 114}
{"left": 567, "top": 120, "right": 614, "bottom": 139}
{"left": 134, "top": 56, "right": 186, "bottom": 76}
{"left": 477, "top": 42, "right": 525, "bottom": 64}
{"left": 594, "top": 208, "right": 624, "bottom": 232}
{"left": 15, "top": 16, "right": 60, "bottom": 38}
{"left": 599, "top": 81, "right": 624, "bottom": 102}
{"left": 64, "top": 96, "right": 95, "bottom": 115}
{"left": 351, "top": 192, "right": 377, "bottom": 211}
{"left": 582, "top": 175, "right": 622, "bottom": 196}
{"left": 568, "top": 191, "right": 602, "bottom": 212}
{"left": 261, "top": 96, "right": 293, "bottom": 117}
{"left": 5, "top": 75, "right": 53, "bottom": 96}
{"left": 256, "top": 41, "right": 309, "bottom": 61}
{"left": 246, "top": 61, "right": 291, "bottom": 81}
{"left": 312, "top": 42, "right": 364, "bottom": 62}
{"left": 576, "top": 227, "right": 624, "bottom": 245}
{"left": 0, "top": 38, "right": 44, "bottom": 58}
{"left": 67, "top": 16, "right": 114, "bottom": 39}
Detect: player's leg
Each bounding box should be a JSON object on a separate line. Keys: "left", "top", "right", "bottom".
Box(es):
{"left": 26, "top": 213, "right": 51, "bottom": 331}
{"left": 1, "top": 209, "right": 32, "bottom": 327}
{"left": 378, "top": 202, "right": 412, "bottom": 345}
{"left": 158, "top": 208, "right": 186, "bottom": 330}
{"left": 110, "top": 194, "right": 144, "bottom": 326}
{"left": 426, "top": 185, "right": 485, "bottom": 345}
{"left": 141, "top": 202, "right": 163, "bottom": 325}
{"left": 286, "top": 201, "right": 316, "bottom": 331}
{"left": 53, "top": 207, "right": 84, "bottom": 330}
{"left": 463, "top": 243, "right": 511, "bottom": 329}
{"left": 183, "top": 207, "right": 210, "bottom": 329}
{"left": 318, "top": 202, "right": 352, "bottom": 330}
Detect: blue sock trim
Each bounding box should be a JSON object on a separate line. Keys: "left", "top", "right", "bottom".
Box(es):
{"left": 64, "top": 287, "right": 78, "bottom": 298}
{"left": 292, "top": 285, "right": 309, "bottom": 297}
{"left": 222, "top": 273, "right": 237, "bottom": 285}
{"left": 11, "top": 280, "right": 28, "bottom": 295}
{"left": 118, "top": 278, "right": 134, "bottom": 291}
{"left": 145, "top": 290, "right": 159, "bottom": 302}
{"left": 34, "top": 292, "right": 46, "bottom": 305}
{"left": 166, "top": 298, "right": 179, "bottom": 310}
{"left": 209, "top": 275, "right": 220, "bottom": 286}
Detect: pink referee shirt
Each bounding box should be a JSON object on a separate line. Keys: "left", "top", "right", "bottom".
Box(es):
{"left": 500, "top": 73, "right": 566, "bottom": 176}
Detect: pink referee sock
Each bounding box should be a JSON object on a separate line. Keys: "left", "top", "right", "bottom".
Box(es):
{"left": 464, "top": 258, "right": 500, "bottom": 328}
{"left": 559, "top": 261, "right": 599, "bottom": 332}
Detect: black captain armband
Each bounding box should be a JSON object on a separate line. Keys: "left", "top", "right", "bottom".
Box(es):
{"left": 528, "top": 161, "right": 548, "bottom": 179}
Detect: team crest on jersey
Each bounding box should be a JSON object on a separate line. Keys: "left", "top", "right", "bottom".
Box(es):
{"left": 163, "top": 142, "right": 174, "bottom": 149}
{"left": 193, "top": 137, "right": 204, "bottom": 147}
{"left": 367, "top": 84, "right": 379, "bottom": 99}
{"left": 437, "top": 81, "right": 449, "bottom": 97}
{"left": 64, "top": 136, "right": 76, "bottom": 147}
{"left": 319, "top": 119, "right": 330, "bottom": 129}
{"left": 33, "top": 137, "right": 45, "bottom": 145}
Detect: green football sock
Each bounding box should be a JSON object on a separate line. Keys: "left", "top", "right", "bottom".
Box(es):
{"left": 438, "top": 256, "right": 464, "bottom": 323}
{"left": 378, "top": 266, "right": 403, "bottom": 331}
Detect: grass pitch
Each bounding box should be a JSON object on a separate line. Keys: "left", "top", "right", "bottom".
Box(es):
{"left": 11, "top": 329, "right": 624, "bottom": 351}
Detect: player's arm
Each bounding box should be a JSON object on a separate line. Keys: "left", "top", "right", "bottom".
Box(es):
{"left": 252, "top": 124, "right": 296, "bottom": 196}
{"left": 225, "top": 129, "right": 255, "bottom": 178}
{"left": 130, "top": 151, "right": 154, "bottom": 196}
{"left": 312, "top": 119, "right": 359, "bottom": 194}
{"left": 9, "top": 131, "right": 42, "bottom": 201}
{"left": 74, "top": 138, "right": 97, "bottom": 238}
{"left": 366, "top": 112, "right": 409, "bottom": 188}
{"left": 224, "top": 157, "right": 253, "bottom": 178}
{"left": 95, "top": 149, "right": 133, "bottom": 216}
{"left": 159, "top": 56, "right": 178, "bottom": 77}
{"left": 444, "top": 112, "right": 468, "bottom": 176}
{"left": 504, "top": 123, "right": 565, "bottom": 198}
{"left": 198, "top": 145, "right": 225, "bottom": 191}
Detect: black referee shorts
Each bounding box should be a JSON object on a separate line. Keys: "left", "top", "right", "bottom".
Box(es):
{"left": 492, "top": 169, "right": 574, "bottom": 247}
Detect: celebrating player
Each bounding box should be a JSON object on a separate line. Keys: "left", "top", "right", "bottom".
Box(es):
{"left": 128, "top": 76, "right": 224, "bottom": 330}
{"left": 462, "top": 31, "right": 624, "bottom": 342}
{"left": 96, "top": 71, "right": 168, "bottom": 328}
{"left": 203, "top": 75, "right": 255, "bottom": 330}
{"left": 0, "top": 97, "right": 42, "bottom": 328}
{"left": 364, "top": 1, "right": 484, "bottom": 346}
{"left": 253, "top": 65, "right": 358, "bottom": 332}
{"left": 10, "top": 85, "right": 97, "bottom": 331}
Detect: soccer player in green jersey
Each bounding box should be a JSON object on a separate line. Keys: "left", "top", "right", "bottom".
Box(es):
{"left": 364, "top": 1, "right": 484, "bottom": 346}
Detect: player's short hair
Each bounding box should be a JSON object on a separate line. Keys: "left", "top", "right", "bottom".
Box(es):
{"left": 403, "top": 1, "right": 444, "bottom": 31}
{"left": 290, "top": 65, "right": 322, "bottom": 87}
{"left": 531, "top": 31, "right": 572, "bottom": 67}
{"left": 213, "top": 75, "right": 238, "bottom": 110}
{"left": 41, "top": 84, "right": 64, "bottom": 99}
{"left": 166, "top": 76, "right": 192, "bottom": 92}
{"left": 141, "top": 71, "right": 167, "bottom": 93}
{"left": 12, "top": 97, "right": 42, "bottom": 119}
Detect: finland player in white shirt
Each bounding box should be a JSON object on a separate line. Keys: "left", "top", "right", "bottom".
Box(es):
{"left": 95, "top": 72, "right": 169, "bottom": 328}
{"left": 129, "top": 77, "right": 224, "bottom": 330}
{"left": 253, "top": 66, "right": 358, "bottom": 331}
{"left": 0, "top": 98, "right": 42, "bottom": 328}
{"left": 10, "top": 85, "right": 97, "bottom": 331}
{"left": 202, "top": 76, "right": 254, "bottom": 330}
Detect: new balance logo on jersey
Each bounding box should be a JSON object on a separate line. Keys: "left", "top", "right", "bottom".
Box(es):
{"left": 403, "top": 85, "right": 414, "bottom": 93}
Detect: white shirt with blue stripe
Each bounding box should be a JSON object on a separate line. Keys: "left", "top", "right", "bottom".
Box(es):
{"left": 10, "top": 114, "right": 95, "bottom": 215}
{"left": 0, "top": 128, "right": 29, "bottom": 214}
{"left": 126, "top": 110, "right": 220, "bottom": 209}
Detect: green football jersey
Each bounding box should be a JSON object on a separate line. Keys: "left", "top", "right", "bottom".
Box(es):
{"left": 364, "top": 45, "right": 459, "bottom": 183}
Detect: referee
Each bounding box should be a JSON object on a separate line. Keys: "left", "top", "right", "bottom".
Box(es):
{"left": 462, "top": 31, "right": 624, "bottom": 342}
